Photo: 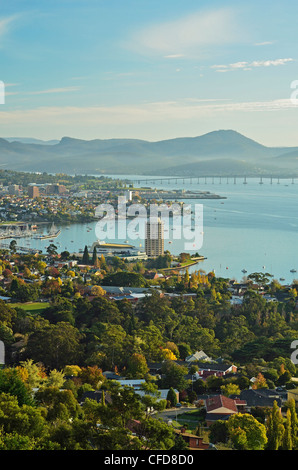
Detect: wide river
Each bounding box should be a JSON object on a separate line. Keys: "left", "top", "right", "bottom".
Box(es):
{"left": 3, "top": 175, "right": 298, "bottom": 284}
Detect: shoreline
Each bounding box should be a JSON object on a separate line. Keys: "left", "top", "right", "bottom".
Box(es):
{"left": 159, "top": 257, "right": 206, "bottom": 273}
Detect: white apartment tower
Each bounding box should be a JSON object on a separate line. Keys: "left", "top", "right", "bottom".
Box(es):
{"left": 145, "top": 218, "right": 164, "bottom": 257}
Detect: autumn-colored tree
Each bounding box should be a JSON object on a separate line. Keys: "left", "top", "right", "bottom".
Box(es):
{"left": 161, "top": 348, "right": 177, "bottom": 361}
{"left": 17, "top": 359, "right": 47, "bottom": 390}
{"left": 90, "top": 285, "right": 106, "bottom": 297}
{"left": 164, "top": 341, "right": 179, "bottom": 358}
{"left": 78, "top": 366, "right": 105, "bottom": 389}
{"left": 252, "top": 372, "right": 268, "bottom": 389}
{"left": 43, "top": 278, "right": 61, "bottom": 296}
{"left": 2, "top": 269, "right": 12, "bottom": 278}
{"left": 63, "top": 365, "right": 81, "bottom": 377}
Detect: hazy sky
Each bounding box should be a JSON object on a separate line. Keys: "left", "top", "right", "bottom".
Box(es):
{"left": 1, "top": 0, "right": 298, "bottom": 145}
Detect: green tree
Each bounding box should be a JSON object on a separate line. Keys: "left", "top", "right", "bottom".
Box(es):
{"left": 104, "top": 382, "right": 143, "bottom": 428}
{"left": 136, "top": 418, "right": 176, "bottom": 450}
{"left": 160, "top": 361, "right": 188, "bottom": 392}
{"left": 46, "top": 243, "right": 58, "bottom": 257}
{"left": 266, "top": 400, "right": 285, "bottom": 450}
{"left": 82, "top": 245, "right": 90, "bottom": 265}
{"left": 126, "top": 353, "right": 149, "bottom": 379}
{"left": 35, "top": 386, "right": 80, "bottom": 422}
{"left": 0, "top": 392, "right": 46, "bottom": 439}
{"left": 166, "top": 387, "right": 178, "bottom": 407}
{"left": 287, "top": 398, "right": 298, "bottom": 448}
{"left": 220, "top": 383, "right": 241, "bottom": 397}
{"left": 227, "top": 413, "right": 267, "bottom": 450}
{"left": 25, "top": 322, "right": 83, "bottom": 369}
{"left": 9, "top": 240, "right": 17, "bottom": 254}
{"left": 282, "top": 409, "right": 293, "bottom": 450}
{"left": 102, "top": 271, "right": 147, "bottom": 287}
{"left": 209, "top": 420, "right": 228, "bottom": 444}
{"left": 0, "top": 368, "right": 34, "bottom": 406}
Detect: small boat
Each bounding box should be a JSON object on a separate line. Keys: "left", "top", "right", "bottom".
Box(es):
{"left": 280, "top": 277, "right": 285, "bottom": 281}
{"left": 242, "top": 269, "right": 247, "bottom": 273}
{"left": 290, "top": 269, "right": 297, "bottom": 273}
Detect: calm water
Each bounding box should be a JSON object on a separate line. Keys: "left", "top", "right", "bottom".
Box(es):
{"left": 3, "top": 175, "right": 298, "bottom": 284}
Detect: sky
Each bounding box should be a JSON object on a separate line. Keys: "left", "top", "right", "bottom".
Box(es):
{"left": 1, "top": 0, "right": 298, "bottom": 146}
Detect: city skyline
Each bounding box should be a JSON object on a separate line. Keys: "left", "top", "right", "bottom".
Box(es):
{"left": 1, "top": 1, "right": 298, "bottom": 146}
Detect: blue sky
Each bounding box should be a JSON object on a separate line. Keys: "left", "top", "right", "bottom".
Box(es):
{"left": 1, "top": 0, "right": 298, "bottom": 145}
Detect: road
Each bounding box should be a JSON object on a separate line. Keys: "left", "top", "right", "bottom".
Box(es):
{"left": 154, "top": 406, "right": 196, "bottom": 424}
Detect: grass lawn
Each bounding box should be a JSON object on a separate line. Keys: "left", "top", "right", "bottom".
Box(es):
{"left": 174, "top": 409, "right": 206, "bottom": 432}
{"left": 10, "top": 302, "right": 50, "bottom": 313}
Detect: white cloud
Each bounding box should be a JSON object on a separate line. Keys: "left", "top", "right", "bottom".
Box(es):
{"left": 251, "top": 58, "right": 294, "bottom": 67}
{"left": 164, "top": 54, "right": 185, "bottom": 59}
{"left": 0, "top": 98, "right": 296, "bottom": 130}
{"left": 128, "top": 8, "right": 239, "bottom": 57}
{"left": 254, "top": 41, "right": 275, "bottom": 46}
{"left": 0, "top": 15, "right": 19, "bottom": 44}
{"left": 0, "top": 16, "right": 16, "bottom": 35}
{"left": 26, "top": 86, "right": 80, "bottom": 95}
{"left": 212, "top": 58, "right": 294, "bottom": 72}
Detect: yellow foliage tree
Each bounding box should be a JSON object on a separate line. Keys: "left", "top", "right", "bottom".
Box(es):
{"left": 91, "top": 285, "right": 106, "bottom": 297}
{"left": 161, "top": 348, "right": 177, "bottom": 361}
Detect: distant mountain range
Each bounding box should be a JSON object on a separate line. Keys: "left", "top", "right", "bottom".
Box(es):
{"left": 1, "top": 130, "right": 298, "bottom": 177}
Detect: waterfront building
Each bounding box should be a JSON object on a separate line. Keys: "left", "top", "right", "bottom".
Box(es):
{"left": 89, "top": 240, "right": 147, "bottom": 260}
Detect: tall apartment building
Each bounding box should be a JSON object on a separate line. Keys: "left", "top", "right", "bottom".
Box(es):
{"left": 8, "top": 184, "right": 20, "bottom": 195}
{"left": 28, "top": 185, "right": 40, "bottom": 198}
{"left": 145, "top": 218, "right": 164, "bottom": 258}
{"left": 45, "top": 184, "right": 67, "bottom": 195}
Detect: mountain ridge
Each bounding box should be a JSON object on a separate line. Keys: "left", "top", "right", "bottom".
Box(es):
{"left": 0, "top": 129, "right": 297, "bottom": 177}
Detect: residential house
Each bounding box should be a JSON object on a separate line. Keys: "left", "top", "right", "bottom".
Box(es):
{"left": 146, "top": 361, "right": 237, "bottom": 380}
{"left": 79, "top": 390, "right": 112, "bottom": 405}
{"left": 117, "top": 379, "right": 146, "bottom": 390}
{"left": 173, "top": 428, "right": 210, "bottom": 450}
{"left": 194, "top": 362, "right": 237, "bottom": 379}
{"left": 185, "top": 350, "right": 213, "bottom": 363}
{"left": 205, "top": 394, "right": 246, "bottom": 427}
{"left": 239, "top": 389, "right": 282, "bottom": 412}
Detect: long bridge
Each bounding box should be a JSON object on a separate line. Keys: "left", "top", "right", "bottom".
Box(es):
{"left": 128, "top": 176, "right": 296, "bottom": 185}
